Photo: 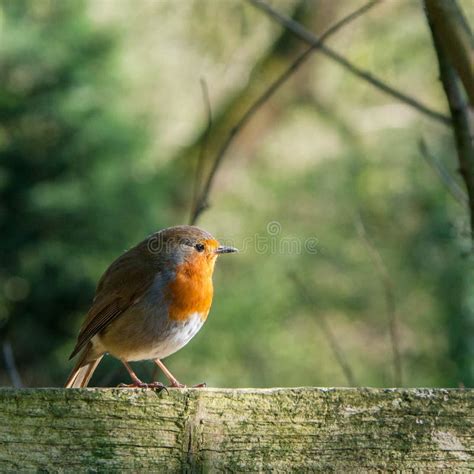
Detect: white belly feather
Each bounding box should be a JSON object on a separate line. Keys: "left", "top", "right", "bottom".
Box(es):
{"left": 106, "top": 311, "right": 205, "bottom": 362}
{"left": 153, "top": 311, "right": 205, "bottom": 360}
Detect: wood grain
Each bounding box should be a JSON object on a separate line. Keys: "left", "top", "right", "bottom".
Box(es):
{"left": 0, "top": 388, "right": 472, "bottom": 471}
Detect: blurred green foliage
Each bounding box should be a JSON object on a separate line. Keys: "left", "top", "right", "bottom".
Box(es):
{"left": 0, "top": 0, "right": 175, "bottom": 385}
{"left": 0, "top": 0, "right": 472, "bottom": 388}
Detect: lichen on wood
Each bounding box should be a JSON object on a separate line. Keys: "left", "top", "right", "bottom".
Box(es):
{"left": 0, "top": 388, "right": 472, "bottom": 471}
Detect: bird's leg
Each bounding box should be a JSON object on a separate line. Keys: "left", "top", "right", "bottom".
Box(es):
{"left": 153, "top": 359, "right": 206, "bottom": 388}
{"left": 118, "top": 360, "right": 146, "bottom": 387}
{"left": 154, "top": 359, "right": 185, "bottom": 387}
{"left": 119, "top": 360, "right": 166, "bottom": 391}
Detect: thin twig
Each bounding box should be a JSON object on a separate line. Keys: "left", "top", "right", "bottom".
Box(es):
{"left": 189, "top": 0, "right": 382, "bottom": 225}
{"left": 190, "top": 78, "right": 213, "bottom": 225}
{"left": 353, "top": 212, "right": 403, "bottom": 387}
{"left": 249, "top": 0, "right": 451, "bottom": 128}
{"left": 288, "top": 271, "right": 358, "bottom": 387}
{"left": 419, "top": 138, "right": 469, "bottom": 208}
{"left": 2, "top": 341, "right": 23, "bottom": 388}
{"left": 301, "top": 92, "right": 403, "bottom": 384}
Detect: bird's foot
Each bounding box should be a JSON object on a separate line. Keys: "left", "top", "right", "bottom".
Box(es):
{"left": 147, "top": 381, "right": 169, "bottom": 393}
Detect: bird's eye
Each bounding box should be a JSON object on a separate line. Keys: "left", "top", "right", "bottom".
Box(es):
{"left": 195, "top": 243, "right": 205, "bottom": 252}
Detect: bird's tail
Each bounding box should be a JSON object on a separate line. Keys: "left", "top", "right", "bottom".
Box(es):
{"left": 65, "top": 342, "right": 103, "bottom": 388}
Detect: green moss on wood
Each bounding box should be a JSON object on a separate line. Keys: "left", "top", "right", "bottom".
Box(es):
{"left": 0, "top": 388, "right": 472, "bottom": 471}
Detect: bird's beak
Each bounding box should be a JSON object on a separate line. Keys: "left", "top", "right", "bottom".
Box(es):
{"left": 215, "top": 245, "right": 238, "bottom": 254}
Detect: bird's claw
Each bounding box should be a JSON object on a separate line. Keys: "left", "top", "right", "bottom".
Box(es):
{"left": 148, "top": 382, "right": 169, "bottom": 393}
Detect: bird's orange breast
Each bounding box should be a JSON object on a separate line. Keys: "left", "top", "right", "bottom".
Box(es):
{"left": 165, "top": 255, "right": 214, "bottom": 322}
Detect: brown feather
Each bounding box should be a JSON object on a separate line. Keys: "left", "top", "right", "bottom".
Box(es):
{"left": 69, "top": 237, "right": 159, "bottom": 360}
{"left": 65, "top": 342, "right": 103, "bottom": 388}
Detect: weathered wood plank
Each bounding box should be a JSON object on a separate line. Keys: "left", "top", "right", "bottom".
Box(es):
{"left": 0, "top": 388, "right": 472, "bottom": 471}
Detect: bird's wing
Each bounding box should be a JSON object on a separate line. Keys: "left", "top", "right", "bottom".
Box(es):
{"left": 69, "top": 240, "right": 161, "bottom": 359}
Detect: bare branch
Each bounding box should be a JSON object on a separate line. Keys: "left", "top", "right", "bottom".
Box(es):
{"left": 425, "top": 3, "right": 474, "bottom": 243}
{"left": 189, "top": 0, "right": 383, "bottom": 224}
{"left": 424, "top": 0, "right": 474, "bottom": 106}
{"left": 419, "top": 138, "right": 469, "bottom": 208}
{"left": 2, "top": 340, "right": 23, "bottom": 388}
{"left": 248, "top": 0, "right": 451, "bottom": 128}
{"left": 353, "top": 213, "right": 403, "bottom": 387}
{"left": 190, "top": 78, "right": 213, "bottom": 224}
{"left": 288, "top": 271, "right": 358, "bottom": 387}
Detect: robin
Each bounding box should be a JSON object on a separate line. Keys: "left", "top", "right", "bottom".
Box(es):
{"left": 65, "top": 225, "right": 237, "bottom": 389}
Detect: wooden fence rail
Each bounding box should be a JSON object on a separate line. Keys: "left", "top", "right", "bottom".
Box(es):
{"left": 0, "top": 387, "right": 472, "bottom": 471}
